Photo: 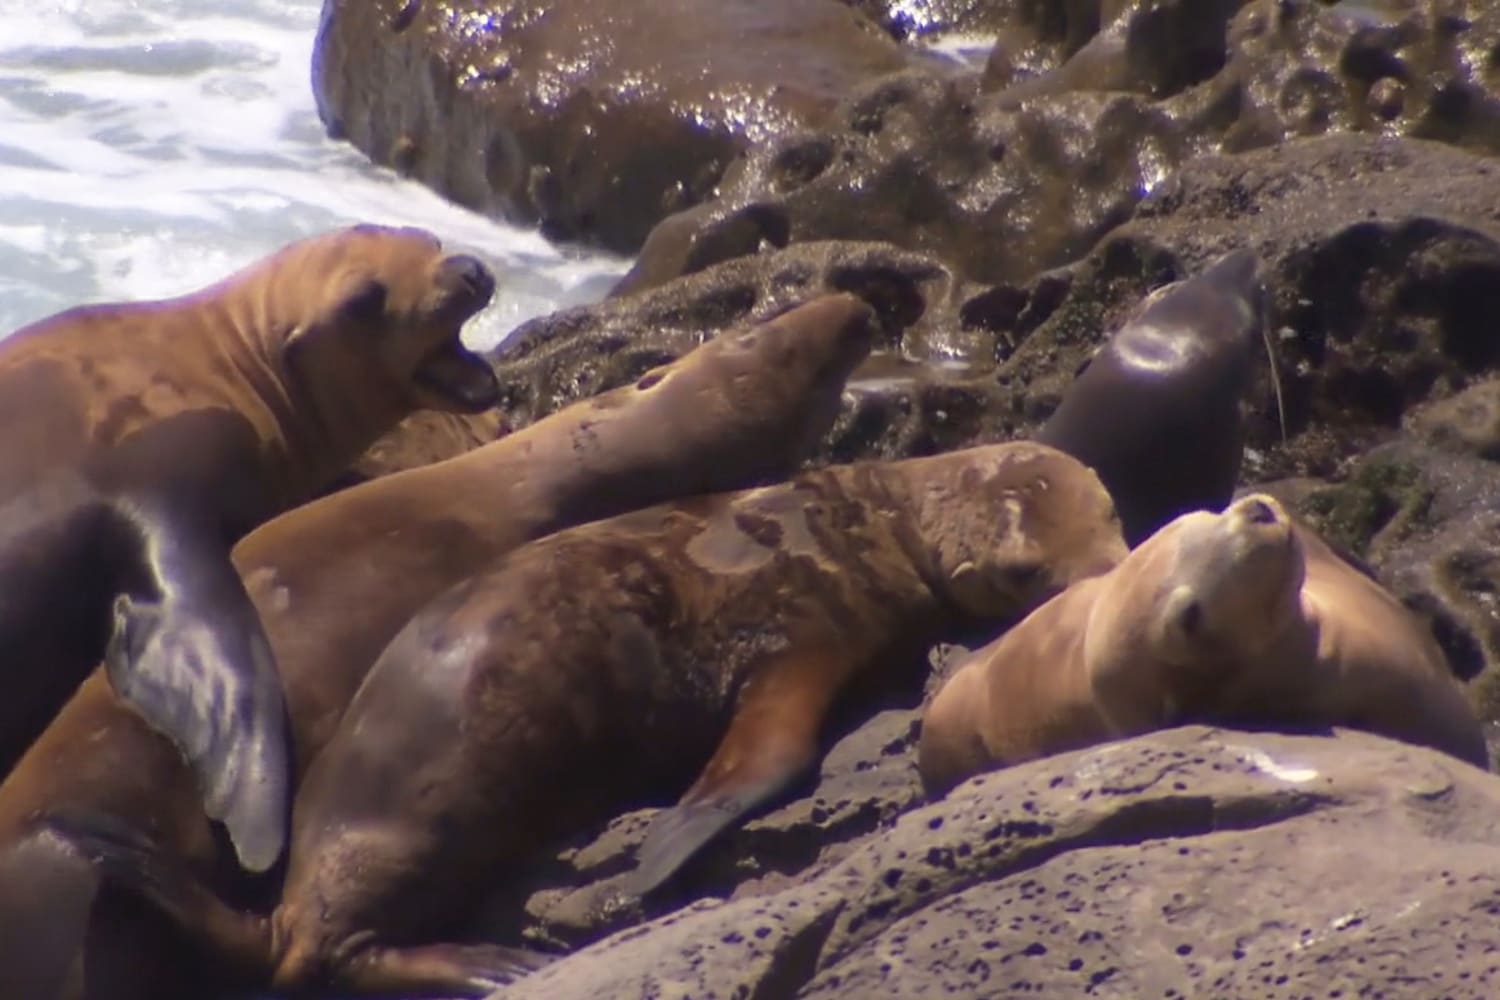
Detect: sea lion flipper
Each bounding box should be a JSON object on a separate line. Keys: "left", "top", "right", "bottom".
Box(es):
{"left": 627, "top": 655, "right": 829, "bottom": 895}
{"left": 336, "top": 942, "right": 552, "bottom": 995}
{"left": 42, "top": 807, "right": 275, "bottom": 975}
{"left": 104, "top": 515, "right": 289, "bottom": 873}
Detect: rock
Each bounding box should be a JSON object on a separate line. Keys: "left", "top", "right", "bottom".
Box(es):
{"left": 1258, "top": 437, "right": 1500, "bottom": 746}
{"left": 484, "top": 726, "right": 1500, "bottom": 999}
{"left": 838, "top": 0, "right": 1098, "bottom": 47}
{"left": 486, "top": 132, "right": 1500, "bottom": 483}
{"left": 312, "top": 0, "right": 921, "bottom": 253}
{"left": 488, "top": 239, "right": 1029, "bottom": 464}
{"left": 623, "top": 0, "right": 1500, "bottom": 295}
{"left": 996, "top": 132, "right": 1500, "bottom": 483}
{"left": 471, "top": 709, "right": 925, "bottom": 953}
{"left": 1411, "top": 376, "right": 1500, "bottom": 461}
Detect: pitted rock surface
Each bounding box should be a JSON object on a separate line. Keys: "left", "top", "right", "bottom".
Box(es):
{"left": 469, "top": 709, "right": 925, "bottom": 953}
{"left": 1001, "top": 132, "right": 1500, "bottom": 482}
{"left": 487, "top": 239, "right": 1023, "bottom": 464}
{"left": 625, "top": 0, "right": 1500, "bottom": 293}
{"left": 487, "top": 134, "right": 1500, "bottom": 477}
{"left": 1256, "top": 436, "right": 1500, "bottom": 761}
{"left": 312, "top": 0, "right": 919, "bottom": 253}
{"left": 484, "top": 726, "right": 1500, "bottom": 1000}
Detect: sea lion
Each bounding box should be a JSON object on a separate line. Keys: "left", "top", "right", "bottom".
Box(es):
{"left": 61, "top": 442, "right": 1127, "bottom": 997}
{"left": 0, "top": 223, "right": 498, "bottom": 871}
{"left": 0, "top": 294, "right": 875, "bottom": 1000}
{"left": 318, "top": 406, "right": 513, "bottom": 496}
{"left": 918, "top": 493, "right": 1489, "bottom": 798}
{"left": 1036, "top": 248, "right": 1268, "bottom": 545}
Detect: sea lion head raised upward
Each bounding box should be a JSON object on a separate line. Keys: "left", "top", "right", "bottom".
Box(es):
{"left": 1092, "top": 495, "right": 1301, "bottom": 688}
{"left": 228, "top": 224, "right": 500, "bottom": 451}
{"left": 920, "top": 493, "right": 1486, "bottom": 795}
{"left": 1037, "top": 249, "right": 1267, "bottom": 544}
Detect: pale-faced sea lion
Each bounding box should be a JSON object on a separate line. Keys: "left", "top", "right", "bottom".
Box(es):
{"left": 1036, "top": 249, "right": 1267, "bottom": 545}
{"left": 0, "top": 294, "right": 874, "bottom": 1000}
{"left": 918, "top": 493, "right": 1489, "bottom": 798}
{"left": 62, "top": 442, "right": 1127, "bottom": 997}
{"left": 0, "top": 224, "right": 498, "bottom": 871}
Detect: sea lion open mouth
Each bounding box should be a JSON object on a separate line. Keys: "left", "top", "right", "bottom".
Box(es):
{"left": 413, "top": 341, "right": 500, "bottom": 412}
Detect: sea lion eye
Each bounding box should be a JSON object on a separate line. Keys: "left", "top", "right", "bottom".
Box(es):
{"left": 1178, "top": 600, "right": 1203, "bottom": 636}
{"left": 339, "top": 279, "right": 389, "bottom": 325}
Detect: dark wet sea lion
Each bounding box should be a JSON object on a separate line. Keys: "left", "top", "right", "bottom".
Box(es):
{"left": 918, "top": 495, "right": 1488, "bottom": 798}
{"left": 1036, "top": 249, "right": 1267, "bottom": 545}
{"left": 0, "top": 223, "right": 498, "bottom": 871}
{"left": 63, "top": 442, "right": 1127, "bottom": 997}
{"left": 0, "top": 294, "right": 875, "bottom": 1000}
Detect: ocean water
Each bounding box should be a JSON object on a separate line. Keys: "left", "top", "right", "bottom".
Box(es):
{"left": 0, "top": 0, "right": 629, "bottom": 349}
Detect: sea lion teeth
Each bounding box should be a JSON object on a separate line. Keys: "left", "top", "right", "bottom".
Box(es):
{"left": 0, "top": 224, "right": 496, "bottom": 873}
{"left": 0, "top": 292, "right": 876, "bottom": 998}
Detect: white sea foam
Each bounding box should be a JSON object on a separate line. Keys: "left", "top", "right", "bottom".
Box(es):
{"left": 0, "top": 0, "right": 629, "bottom": 349}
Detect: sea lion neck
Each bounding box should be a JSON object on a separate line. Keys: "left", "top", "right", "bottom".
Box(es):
{"left": 856, "top": 457, "right": 968, "bottom": 609}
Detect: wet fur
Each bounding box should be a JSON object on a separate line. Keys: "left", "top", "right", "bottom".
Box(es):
{"left": 3, "top": 295, "right": 875, "bottom": 998}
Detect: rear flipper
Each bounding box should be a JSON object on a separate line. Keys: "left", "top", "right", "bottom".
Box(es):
{"left": 104, "top": 509, "right": 289, "bottom": 874}
{"left": 625, "top": 646, "right": 845, "bottom": 896}
{"left": 336, "top": 942, "right": 553, "bottom": 997}
{"left": 42, "top": 808, "right": 274, "bottom": 982}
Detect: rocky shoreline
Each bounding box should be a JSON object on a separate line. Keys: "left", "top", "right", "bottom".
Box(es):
{"left": 311, "top": 1, "right": 1500, "bottom": 996}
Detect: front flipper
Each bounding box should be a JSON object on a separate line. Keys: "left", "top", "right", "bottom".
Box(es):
{"left": 625, "top": 646, "right": 852, "bottom": 896}
{"left": 104, "top": 506, "right": 289, "bottom": 873}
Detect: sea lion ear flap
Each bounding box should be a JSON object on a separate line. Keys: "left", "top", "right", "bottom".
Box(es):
{"left": 1158, "top": 584, "right": 1204, "bottom": 643}
{"left": 106, "top": 593, "right": 159, "bottom": 668}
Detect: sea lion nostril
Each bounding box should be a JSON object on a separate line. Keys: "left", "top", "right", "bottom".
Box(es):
{"left": 445, "top": 255, "right": 495, "bottom": 303}
{"left": 1242, "top": 498, "right": 1278, "bottom": 525}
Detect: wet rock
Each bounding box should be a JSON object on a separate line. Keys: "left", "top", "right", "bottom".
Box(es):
{"left": 624, "top": 0, "right": 1500, "bottom": 295}
{"left": 490, "top": 133, "right": 1500, "bottom": 482}
{"left": 838, "top": 0, "right": 1097, "bottom": 47}
{"left": 485, "top": 726, "right": 1500, "bottom": 999}
{"left": 1259, "top": 437, "right": 1500, "bottom": 743}
{"left": 312, "top": 0, "right": 919, "bottom": 253}
{"left": 488, "top": 239, "right": 1029, "bottom": 464}
{"left": 1221, "top": 0, "right": 1500, "bottom": 154}
{"left": 619, "top": 69, "right": 1193, "bottom": 294}
{"left": 998, "top": 132, "right": 1500, "bottom": 482}
{"left": 1411, "top": 375, "right": 1500, "bottom": 461}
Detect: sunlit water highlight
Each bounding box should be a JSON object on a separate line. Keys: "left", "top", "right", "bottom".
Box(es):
{"left": 0, "top": 0, "right": 629, "bottom": 350}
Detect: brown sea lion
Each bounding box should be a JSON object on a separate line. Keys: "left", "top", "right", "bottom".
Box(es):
{"left": 0, "top": 294, "right": 875, "bottom": 1000}
{"left": 319, "top": 406, "right": 513, "bottom": 495}
{"left": 1036, "top": 248, "right": 1268, "bottom": 545}
{"left": 918, "top": 494, "right": 1489, "bottom": 798}
{"left": 61, "top": 442, "right": 1127, "bottom": 997}
{"left": 0, "top": 224, "right": 498, "bottom": 870}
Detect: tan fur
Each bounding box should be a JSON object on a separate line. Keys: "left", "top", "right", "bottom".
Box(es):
{"left": 919, "top": 494, "right": 1488, "bottom": 798}
{"left": 0, "top": 223, "right": 498, "bottom": 511}
{"left": 230, "top": 442, "right": 1126, "bottom": 995}
{"left": 0, "top": 294, "right": 875, "bottom": 999}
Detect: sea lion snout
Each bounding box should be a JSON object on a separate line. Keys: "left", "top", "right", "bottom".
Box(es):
{"left": 1225, "top": 493, "right": 1292, "bottom": 544}
{"left": 434, "top": 254, "right": 496, "bottom": 316}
